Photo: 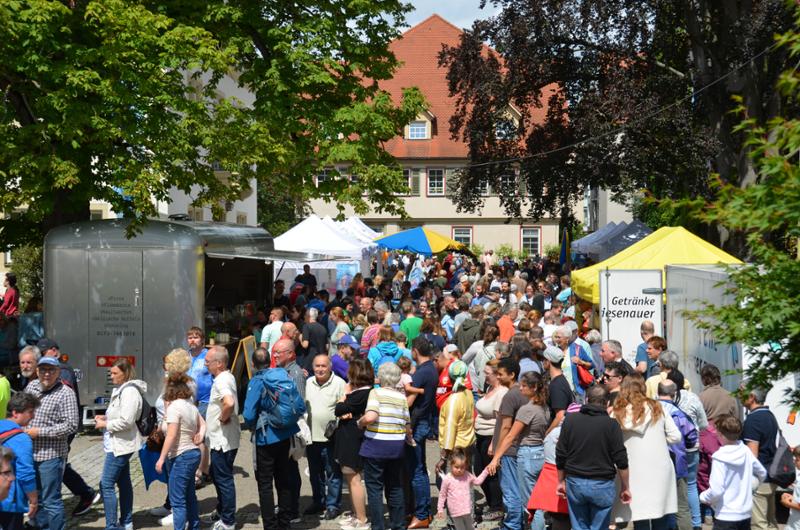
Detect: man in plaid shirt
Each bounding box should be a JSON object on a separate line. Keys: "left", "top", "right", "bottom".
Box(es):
{"left": 24, "top": 356, "right": 79, "bottom": 530}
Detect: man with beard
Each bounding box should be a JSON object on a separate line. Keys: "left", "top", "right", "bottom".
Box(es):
{"left": 12, "top": 345, "right": 39, "bottom": 392}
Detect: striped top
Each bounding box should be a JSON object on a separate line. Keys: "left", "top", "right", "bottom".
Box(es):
{"left": 359, "top": 387, "right": 410, "bottom": 460}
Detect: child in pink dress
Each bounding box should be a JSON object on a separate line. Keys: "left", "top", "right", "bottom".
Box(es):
{"left": 437, "top": 448, "right": 490, "bottom": 530}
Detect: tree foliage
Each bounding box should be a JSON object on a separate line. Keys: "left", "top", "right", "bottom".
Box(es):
{"left": 0, "top": 0, "right": 425, "bottom": 247}
{"left": 9, "top": 244, "right": 43, "bottom": 306}
{"left": 439, "top": 0, "right": 790, "bottom": 236}
{"left": 686, "top": 2, "right": 800, "bottom": 405}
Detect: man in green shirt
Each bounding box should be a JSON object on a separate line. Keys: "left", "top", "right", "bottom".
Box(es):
{"left": 399, "top": 301, "right": 423, "bottom": 349}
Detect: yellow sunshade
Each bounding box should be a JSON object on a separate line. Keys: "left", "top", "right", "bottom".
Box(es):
{"left": 572, "top": 226, "right": 742, "bottom": 304}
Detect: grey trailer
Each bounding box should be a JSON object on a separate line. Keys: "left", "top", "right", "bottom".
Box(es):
{"left": 44, "top": 219, "right": 333, "bottom": 424}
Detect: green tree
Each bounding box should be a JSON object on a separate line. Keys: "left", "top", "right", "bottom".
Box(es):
{"left": 438, "top": 1, "right": 790, "bottom": 244}
{"left": 9, "top": 244, "right": 43, "bottom": 307}
{"left": 1, "top": 0, "right": 424, "bottom": 246}
{"left": 686, "top": 1, "right": 800, "bottom": 404}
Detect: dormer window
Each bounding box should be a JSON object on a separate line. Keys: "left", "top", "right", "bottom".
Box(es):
{"left": 408, "top": 121, "right": 428, "bottom": 140}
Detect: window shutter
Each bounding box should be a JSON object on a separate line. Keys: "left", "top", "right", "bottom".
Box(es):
{"left": 411, "top": 168, "right": 421, "bottom": 196}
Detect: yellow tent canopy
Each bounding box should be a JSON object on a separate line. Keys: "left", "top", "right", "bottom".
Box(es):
{"left": 572, "top": 226, "right": 742, "bottom": 304}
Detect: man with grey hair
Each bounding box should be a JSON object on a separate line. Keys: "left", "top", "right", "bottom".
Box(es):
{"left": 600, "top": 340, "right": 635, "bottom": 372}
{"left": 552, "top": 325, "right": 594, "bottom": 398}
{"left": 13, "top": 345, "right": 40, "bottom": 391}
{"left": 645, "top": 350, "right": 691, "bottom": 399}
{"left": 541, "top": 311, "right": 558, "bottom": 347}
{"left": 204, "top": 345, "right": 240, "bottom": 530}
{"left": 302, "top": 307, "right": 328, "bottom": 367}
{"left": 497, "top": 303, "right": 518, "bottom": 343}
{"left": 373, "top": 301, "right": 390, "bottom": 325}
{"left": 305, "top": 354, "right": 345, "bottom": 519}
{"left": 742, "top": 385, "right": 780, "bottom": 530}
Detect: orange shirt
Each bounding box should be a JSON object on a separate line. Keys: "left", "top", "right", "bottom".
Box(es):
{"left": 497, "top": 315, "right": 515, "bottom": 343}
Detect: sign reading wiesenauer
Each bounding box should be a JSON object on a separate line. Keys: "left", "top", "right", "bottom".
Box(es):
{"left": 599, "top": 269, "right": 664, "bottom": 367}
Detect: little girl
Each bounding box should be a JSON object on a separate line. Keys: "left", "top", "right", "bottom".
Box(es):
{"left": 396, "top": 356, "right": 424, "bottom": 402}
{"left": 436, "top": 449, "right": 489, "bottom": 530}
{"left": 781, "top": 446, "right": 800, "bottom": 530}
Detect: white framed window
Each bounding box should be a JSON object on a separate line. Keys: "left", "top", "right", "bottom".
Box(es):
{"left": 236, "top": 212, "right": 248, "bottom": 225}
{"left": 499, "top": 170, "right": 516, "bottom": 192}
{"left": 90, "top": 210, "right": 104, "bottom": 220}
{"left": 478, "top": 179, "right": 491, "bottom": 196}
{"left": 452, "top": 227, "right": 473, "bottom": 246}
{"left": 408, "top": 121, "right": 428, "bottom": 140}
{"left": 427, "top": 168, "right": 444, "bottom": 196}
{"left": 4, "top": 251, "right": 11, "bottom": 266}
{"left": 495, "top": 119, "right": 517, "bottom": 140}
{"left": 316, "top": 169, "right": 330, "bottom": 186}
{"left": 521, "top": 227, "right": 541, "bottom": 256}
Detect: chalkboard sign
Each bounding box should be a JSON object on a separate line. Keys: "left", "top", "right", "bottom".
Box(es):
{"left": 231, "top": 335, "right": 257, "bottom": 384}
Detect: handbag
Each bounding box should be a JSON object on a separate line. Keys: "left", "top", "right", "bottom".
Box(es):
{"left": 324, "top": 418, "right": 339, "bottom": 440}
{"left": 146, "top": 427, "right": 165, "bottom": 452}
{"left": 576, "top": 364, "right": 594, "bottom": 388}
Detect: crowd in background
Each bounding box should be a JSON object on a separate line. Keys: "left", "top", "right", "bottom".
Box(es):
{"left": 0, "top": 251, "right": 793, "bottom": 530}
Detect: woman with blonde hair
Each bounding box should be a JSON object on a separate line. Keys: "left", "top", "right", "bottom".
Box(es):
{"left": 391, "top": 270, "right": 405, "bottom": 299}
{"left": 329, "top": 306, "right": 352, "bottom": 355}
{"left": 610, "top": 375, "right": 682, "bottom": 530}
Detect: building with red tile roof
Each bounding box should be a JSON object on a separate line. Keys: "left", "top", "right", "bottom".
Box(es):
{"left": 310, "top": 14, "right": 573, "bottom": 255}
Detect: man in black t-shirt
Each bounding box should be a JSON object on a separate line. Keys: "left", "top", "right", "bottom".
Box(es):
{"left": 742, "top": 386, "right": 780, "bottom": 530}
{"left": 543, "top": 345, "right": 574, "bottom": 434}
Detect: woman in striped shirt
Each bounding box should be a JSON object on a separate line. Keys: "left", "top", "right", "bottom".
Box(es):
{"left": 357, "top": 362, "right": 411, "bottom": 530}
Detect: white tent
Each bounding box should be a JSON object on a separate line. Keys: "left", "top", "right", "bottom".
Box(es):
{"left": 273, "top": 215, "right": 376, "bottom": 290}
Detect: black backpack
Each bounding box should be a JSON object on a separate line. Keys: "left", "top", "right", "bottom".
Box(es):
{"left": 768, "top": 433, "right": 795, "bottom": 488}
{"left": 135, "top": 393, "right": 157, "bottom": 437}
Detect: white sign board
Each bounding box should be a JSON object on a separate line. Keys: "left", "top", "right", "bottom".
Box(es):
{"left": 599, "top": 269, "right": 664, "bottom": 367}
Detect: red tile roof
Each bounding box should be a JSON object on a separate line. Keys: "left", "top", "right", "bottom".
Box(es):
{"left": 381, "top": 14, "right": 551, "bottom": 160}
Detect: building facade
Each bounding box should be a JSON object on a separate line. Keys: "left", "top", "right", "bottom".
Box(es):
{"left": 308, "top": 14, "right": 575, "bottom": 256}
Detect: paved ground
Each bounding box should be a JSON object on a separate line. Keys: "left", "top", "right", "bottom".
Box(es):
{"left": 61, "top": 429, "right": 468, "bottom": 529}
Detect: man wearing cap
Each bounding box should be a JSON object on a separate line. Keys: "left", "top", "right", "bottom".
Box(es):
{"left": 37, "top": 338, "right": 100, "bottom": 517}
{"left": 25, "top": 356, "right": 80, "bottom": 530}
{"left": 543, "top": 346, "right": 575, "bottom": 435}
{"left": 332, "top": 335, "right": 359, "bottom": 381}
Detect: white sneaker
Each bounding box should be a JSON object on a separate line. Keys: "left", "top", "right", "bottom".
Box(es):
{"left": 124, "top": 524, "right": 134, "bottom": 530}
{"left": 150, "top": 506, "right": 171, "bottom": 517}
{"left": 341, "top": 520, "right": 370, "bottom": 530}
{"left": 159, "top": 513, "right": 174, "bottom": 526}
{"left": 338, "top": 515, "right": 357, "bottom": 527}
{"left": 212, "top": 522, "right": 236, "bottom": 530}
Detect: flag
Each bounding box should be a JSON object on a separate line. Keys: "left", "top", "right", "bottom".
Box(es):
{"left": 559, "top": 228, "right": 571, "bottom": 271}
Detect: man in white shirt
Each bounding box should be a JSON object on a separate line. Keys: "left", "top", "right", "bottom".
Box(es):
{"left": 304, "top": 355, "right": 346, "bottom": 519}
{"left": 259, "top": 308, "right": 285, "bottom": 352}
{"left": 204, "top": 346, "right": 241, "bottom": 530}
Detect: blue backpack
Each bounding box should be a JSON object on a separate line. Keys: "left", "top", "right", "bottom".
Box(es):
{"left": 255, "top": 368, "right": 306, "bottom": 432}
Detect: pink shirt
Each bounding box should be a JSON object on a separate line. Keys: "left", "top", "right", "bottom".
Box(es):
{"left": 437, "top": 469, "right": 490, "bottom": 517}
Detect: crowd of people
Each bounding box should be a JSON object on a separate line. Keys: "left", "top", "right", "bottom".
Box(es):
{"left": 0, "top": 253, "right": 795, "bottom": 530}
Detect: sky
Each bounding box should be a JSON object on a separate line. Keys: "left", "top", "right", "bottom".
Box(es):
{"left": 405, "top": 0, "right": 501, "bottom": 30}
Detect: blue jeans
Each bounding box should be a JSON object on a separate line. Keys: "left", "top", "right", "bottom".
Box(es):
{"left": 633, "top": 516, "right": 671, "bottom": 530}
{"left": 210, "top": 449, "right": 238, "bottom": 526}
{"left": 406, "top": 420, "right": 431, "bottom": 519}
{"left": 307, "top": 441, "right": 342, "bottom": 511}
{"left": 364, "top": 457, "right": 405, "bottom": 530}
{"left": 687, "top": 450, "right": 700, "bottom": 527}
{"left": 34, "top": 457, "right": 66, "bottom": 530}
{"left": 565, "top": 476, "right": 616, "bottom": 530}
{"left": 517, "top": 445, "right": 545, "bottom": 530}
{"left": 168, "top": 449, "right": 201, "bottom": 530}
{"left": 499, "top": 455, "right": 523, "bottom": 530}
{"left": 100, "top": 452, "right": 133, "bottom": 530}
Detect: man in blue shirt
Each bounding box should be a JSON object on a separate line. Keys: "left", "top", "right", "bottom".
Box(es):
{"left": 243, "top": 348, "right": 299, "bottom": 530}
{"left": 186, "top": 327, "right": 213, "bottom": 417}
{"left": 407, "top": 337, "right": 439, "bottom": 529}
{"left": 742, "top": 386, "right": 780, "bottom": 530}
